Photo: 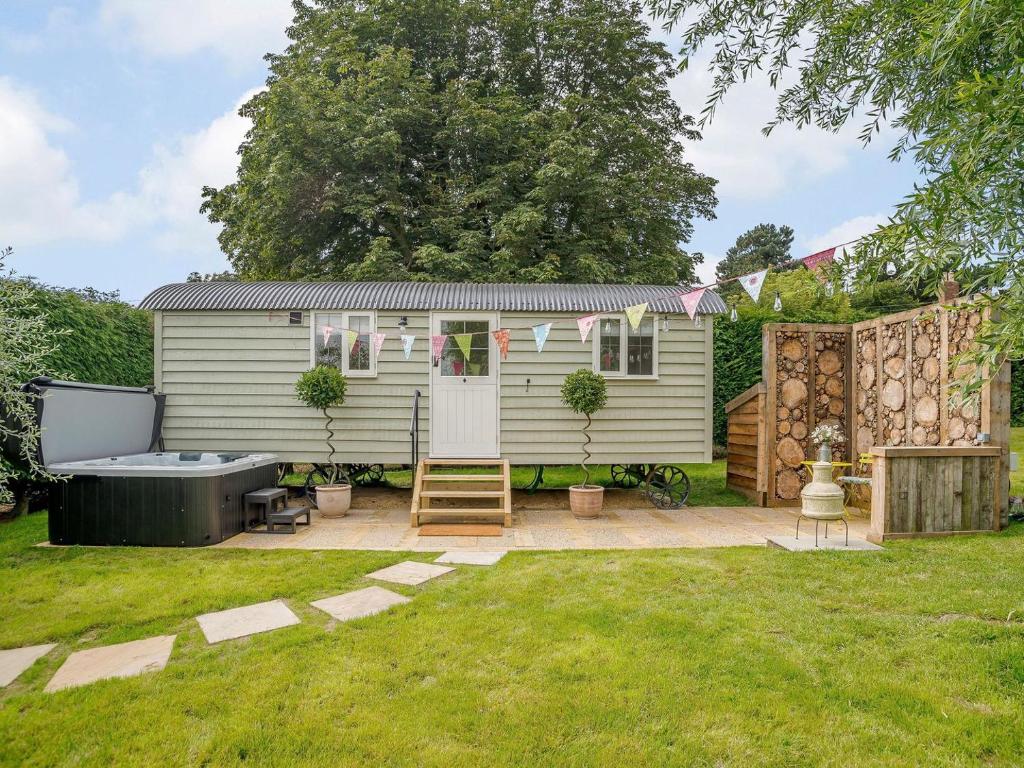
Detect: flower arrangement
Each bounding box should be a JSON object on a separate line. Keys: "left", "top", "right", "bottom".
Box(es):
{"left": 811, "top": 424, "right": 846, "bottom": 446}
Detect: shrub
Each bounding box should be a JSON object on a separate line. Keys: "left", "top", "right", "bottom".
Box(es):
{"left": 560, "top": 369, "right": 607, "bottom": 487}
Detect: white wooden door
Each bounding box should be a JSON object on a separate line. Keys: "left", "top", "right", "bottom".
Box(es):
{"left": 429, "top": 313, "right": 500, "bottom": 458}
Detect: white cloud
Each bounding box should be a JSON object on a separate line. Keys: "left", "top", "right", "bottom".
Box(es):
{"left": 0, "top": 77, "right": 133, "bottom": 246}
{"left": 99, "top": 0, "right": 292, "bottom": 66}
{"left": 803, "top": 213, "right": 889, "bottom": 253}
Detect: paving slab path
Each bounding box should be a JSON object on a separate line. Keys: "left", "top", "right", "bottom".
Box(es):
{"left": 196, "top": 599, "right": 301, "bottom": 644}
{"left": 311, "top": 586, "right": 411, "bottom": 621}
{"left": 436, "top": 550, "right": 506, "bottom": 565}
{"left": 0, "top": 644, "right": 56, "bottom": 687}
{"left": 45, "top": 636, "right": 175, "bottom": 693}
{"left": 365, "top": 560, "right": 455, "bottom": 586}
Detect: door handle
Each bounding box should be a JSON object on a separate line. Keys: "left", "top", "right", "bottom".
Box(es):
{"left": 462, "top": 378, "right": 467, "bottom": 383}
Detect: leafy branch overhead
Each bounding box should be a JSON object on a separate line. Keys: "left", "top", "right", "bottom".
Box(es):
{"left": 646, "top": 0, "right": 1024, "bottom": 382}
{"left": 202, "top": 0, "right": 717, "bottom": 285}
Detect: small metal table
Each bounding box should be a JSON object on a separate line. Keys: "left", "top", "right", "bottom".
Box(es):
{"left": 244, "top": 488, "right": 288, "bottom": 532}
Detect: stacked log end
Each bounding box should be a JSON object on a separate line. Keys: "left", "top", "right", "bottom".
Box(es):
{"left": 774, "top": 330, "right": 809, "bottom": 500}
{"left": 815, "top": 332, "right": 848, "bottom": 461}
{"left": 878, "top": 321, "right": 907, "bottom": 445}
{"left": 946, "top": 307, "right": 983, "bottom": 445}
{"left": 855, "top": 327, "right": 877, "bottom": 455}
{"left": 910, "top": 314, "right": 941, "bottom": 446}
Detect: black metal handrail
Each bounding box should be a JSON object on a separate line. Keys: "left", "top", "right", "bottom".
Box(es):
{"left": 409, "top": 389, "right": 421, "bottom": 468}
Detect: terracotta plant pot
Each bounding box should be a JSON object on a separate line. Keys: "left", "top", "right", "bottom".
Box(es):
{"left": 569, "top": 485, "right": 604, "bottom": 519}
{"left": 315, "top": 484, "right": 351, "bottom": 518}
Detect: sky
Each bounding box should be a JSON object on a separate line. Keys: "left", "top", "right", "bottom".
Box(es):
{"left": 0, "top": 1, "right": 922, "bottom": 304}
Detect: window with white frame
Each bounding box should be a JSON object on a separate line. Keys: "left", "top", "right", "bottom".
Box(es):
{"left": 314, "top": 312, "right": 376, "bottom": 376}
{"left": 594, "top": 315, "right": 657, "bottom": 377}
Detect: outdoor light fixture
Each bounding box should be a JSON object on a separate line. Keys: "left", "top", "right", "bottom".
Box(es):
{"left": 773, "top": 292, "right": 783, "bottom": 312}
{"left": 398, "top": 316, "right": 408, "bottom": 330}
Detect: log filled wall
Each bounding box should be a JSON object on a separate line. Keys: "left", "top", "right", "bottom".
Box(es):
{"left": 726, "top": 301, "right": 1011, "bottom": 522}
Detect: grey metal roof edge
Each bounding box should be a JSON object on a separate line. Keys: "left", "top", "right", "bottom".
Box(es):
{"left": 139, "top": 281, "right": 726, "bottom": 315}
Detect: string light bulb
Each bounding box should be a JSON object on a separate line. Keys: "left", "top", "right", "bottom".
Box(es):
{"left": 693, "top": 313, "right": 703, "bottom": 329}
{"left": 662, "top": 316, "right": 670, "bottom": 333}
{"left": 885, "top": 261, "right": 897, "bottom": 276}
{"left": 824, "top": 282, "right": 834, "bottom": 297}
{"left": 773, "top": 292, "right": 783, "bottom": 312}
{"left": 730, "top": 305, "right": 738, "bottom": 322}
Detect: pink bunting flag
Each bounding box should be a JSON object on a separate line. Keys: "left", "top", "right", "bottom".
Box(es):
{"left": 680, "top": 287, "right": 706, "bottom": 321}
{"left": 802, "top": 247, "right": 836, "bottom": 272}
{"left": 321, "top": 325, "right": 335, "bottom": 347}
{"left": 576, "top": 314, "right": 598, "bottom": 343}
{"left": 431, "top": 334, "right": 447, "bottom": 362}
{"left": 492, "top": 328, "right": 510, "bottom": 360}
{"left": 371, "top": 332, "right": 386, "bottom": 358}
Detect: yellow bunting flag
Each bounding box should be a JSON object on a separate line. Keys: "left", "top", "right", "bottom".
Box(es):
{"left": 343, "top": 329, "right": 359, "bottom": 355}
{"left": 453, "top": 333, "right": 473, "bottom": 360}
{"left": 624, "top": 302, "right": 648, "bottom": 330}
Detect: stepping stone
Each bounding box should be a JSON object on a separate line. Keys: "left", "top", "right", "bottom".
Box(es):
{"left": 365, "top": 560, "right": 454, "bottom": 586}
{"left": 45, "top": 636, "right": 175, "bottom": 693}
{"left": 766, "top": 535, "right": 883, "bottom": 552}
{"left": 0, "top": 644, "right": 56, "bottom": 687}
{"left": 435, "top": 550, "right": 506, "bottom": 566}
{"left": 310, "top": 586, "right": 410, "bottom": 621}
{"left": 196, "top": 599, "right": 300, "bottom": 644}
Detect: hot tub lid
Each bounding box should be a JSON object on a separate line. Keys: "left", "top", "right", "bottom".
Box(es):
{"left": 22, "top": 378, "right": 166, "bottom": 468}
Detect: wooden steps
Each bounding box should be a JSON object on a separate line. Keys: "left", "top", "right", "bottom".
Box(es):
{"left": 411, "top": 458, "right": 512, "bottom": 528}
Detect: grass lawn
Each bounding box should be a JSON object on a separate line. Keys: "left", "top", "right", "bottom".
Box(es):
{"left": 283, "top": 460, "right": 750, "bottom": 507}
{"left": 3, "top": 513, "right": 1024, "bottom": 766}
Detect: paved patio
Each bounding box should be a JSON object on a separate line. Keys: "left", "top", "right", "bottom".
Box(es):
{"left": 217, "top": 489, "right": 871, "bottom": 551}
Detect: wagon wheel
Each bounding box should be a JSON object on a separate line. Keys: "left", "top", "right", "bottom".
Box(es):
{"left": 611, "top": 464, "right": 647, "bottom": 489}
{"left": 644, "top": 465, "right": 691, "bottom": 509}
{"left": 345, "top": 463, "right": 384, "bottom": 486}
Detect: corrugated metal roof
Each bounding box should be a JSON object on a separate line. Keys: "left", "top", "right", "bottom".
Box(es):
{"left": 139, "top": 281, "right": 727, "bottom": 315}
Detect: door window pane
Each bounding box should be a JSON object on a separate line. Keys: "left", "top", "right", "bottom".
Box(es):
{"left": 599, "top": 318, "right": 621, "bottom": 373}
{"left": 626, "top": 317, "right": 654, "bottom": 376}
{"left": 439, "top": 320, "right": 490, "bottom": 377}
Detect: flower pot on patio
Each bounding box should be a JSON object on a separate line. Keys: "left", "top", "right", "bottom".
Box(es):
{"left": 315, "top": 484, "right": 351, "bottom": 518}
{"left": 569, "top": 485, "right": 603, "bottom": 519}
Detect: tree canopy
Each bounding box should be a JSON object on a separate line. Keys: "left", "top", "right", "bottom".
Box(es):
{"left": 646, "top": 0, "right": 1024, "bottom": 380}
{"left": 715, "top": 223, "right": 793, "bottom": 283}
{"left": 202, "top": 0, "right": 717, "bottom": 285}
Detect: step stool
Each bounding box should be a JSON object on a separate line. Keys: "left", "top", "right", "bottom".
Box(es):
{"left": 267, "top": 507, "right": 311, "bottom": 534}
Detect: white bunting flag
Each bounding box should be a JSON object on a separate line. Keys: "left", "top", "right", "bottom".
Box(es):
{"left": 576, "top": 314, "right": 598, "bottom": 343}
{"left": 680, "top": 288, "right": 706, "bottom": 321}
{"left": 740, "top": 270, "right": 767, "bottom": 303}
{"left": 532, "top": 322, "right": 552, "bottom": 352}
{"left": 401, "top": 334, "right": 415, "bottom": 360}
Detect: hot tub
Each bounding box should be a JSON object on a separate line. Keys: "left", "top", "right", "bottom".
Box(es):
{"left": 23, "top": 379, "right": 279, "bottom": 547}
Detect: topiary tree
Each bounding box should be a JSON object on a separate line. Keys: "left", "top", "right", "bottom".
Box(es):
{"left": 560, "top": 369, "right": 608, "bottom": 488}
{"left": 295, "top": 365, "right": 348, "bottom": 484}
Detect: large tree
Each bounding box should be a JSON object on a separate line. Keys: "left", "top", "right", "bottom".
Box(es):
{"left": 646, "top": 0, "right": 1024, "bottom": 381}
{"left": 203, "top": 0, "right": 717, "bottom": 285}
{"left": 715, "top": 223, "right": 793, "bottom": 283}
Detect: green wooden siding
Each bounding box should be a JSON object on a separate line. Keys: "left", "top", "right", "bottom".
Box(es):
{"left": 156, "top": 309, "right": 713, "bottom": 465}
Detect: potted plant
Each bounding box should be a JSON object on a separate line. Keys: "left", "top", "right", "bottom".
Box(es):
{"left": 560, "top": 368, "right": 608, "bottom": 518}
{"left": 295, "top": 365, "right": 350, "bottom": 517}
{"left": 811, "top": 423, "right": 845, "bottom": 464}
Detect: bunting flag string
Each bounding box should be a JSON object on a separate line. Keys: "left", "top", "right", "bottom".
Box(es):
{"left": 532, "top": 322, "right": 552, "bottom": 352}
{"left": 492, "top": 328, "right": 510, "bottom": 360}
{"left": 401, "top": 334, "right": 416, "bottom": 360}
{"left": 624, "top": 302, "right": 648, "bottom": 331}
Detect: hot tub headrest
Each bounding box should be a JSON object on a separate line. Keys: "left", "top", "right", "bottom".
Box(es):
{"left": 21, "top": 378, "right": 166, "bottom": 467}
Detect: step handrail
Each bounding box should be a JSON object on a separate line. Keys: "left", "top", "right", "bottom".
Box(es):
{"left": 409, "top": 389, "right": 421, "bottom": 468}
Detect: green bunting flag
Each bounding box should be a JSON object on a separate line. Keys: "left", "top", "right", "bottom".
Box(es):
{"left": 453, "top": 333, "right": 473, "bottom": 360}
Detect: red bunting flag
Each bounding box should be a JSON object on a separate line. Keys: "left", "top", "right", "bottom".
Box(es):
{"left": 492, "top": 328, "right": 510, "bottom": 360}
{"left": 802, "top": 247, "right": 836, "bottom": 272}
{"left": 680, "top": 288, "right": 706, "bottom": 321}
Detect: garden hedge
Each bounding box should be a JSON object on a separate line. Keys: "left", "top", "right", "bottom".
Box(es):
{"left": 26, "top": 283, "right": 153, "bottom": 388}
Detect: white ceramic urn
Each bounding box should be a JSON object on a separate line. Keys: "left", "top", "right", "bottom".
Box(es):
{"left": 800, "top": 462, "right": 845, "bottom": 520}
